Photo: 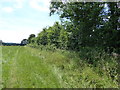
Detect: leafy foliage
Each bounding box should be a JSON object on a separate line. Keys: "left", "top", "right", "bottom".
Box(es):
{"left": 28, "top": 34, "right": 36, "bottom": 44}
{"left": 28, "top": 2, "right": 119, "bottom": 53}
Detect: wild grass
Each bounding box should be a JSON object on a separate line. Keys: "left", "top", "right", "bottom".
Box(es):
{"left": 0, "top": 46, "right": 2, "bottom": 89}
{"left": 2, "top": 46, "right": 119, "bottom": 88}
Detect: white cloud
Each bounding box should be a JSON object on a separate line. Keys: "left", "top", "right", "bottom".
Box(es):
{"left": 2, "top": 7, "right": 14, "bottom": 13}
{"left": 0, "top": 0, "right": 24, "bottom": 13}
{"left": 29, "top": 0, "right": 51, "bottom": 12}
{"left": 14, "top": 0, "right": 24, "bottom": 9}
{"left": 0, "top": 0, "right": 51, "bottom": 13}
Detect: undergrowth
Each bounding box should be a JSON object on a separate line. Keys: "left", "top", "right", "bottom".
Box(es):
{"left": 27, "top": 44, "right": 119, "bottom": 88}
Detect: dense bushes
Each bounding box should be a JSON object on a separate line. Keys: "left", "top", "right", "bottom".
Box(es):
{"left": 27, "top": 20, "right": 120, "bottom": 54}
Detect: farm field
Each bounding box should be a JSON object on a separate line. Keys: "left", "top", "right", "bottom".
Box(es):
{"left": 1, "top": 46, "right": 118, "bottom": 88}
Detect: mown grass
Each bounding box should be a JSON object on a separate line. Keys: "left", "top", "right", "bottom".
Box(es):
{"left": 2, "top": 46, "right": 60, "bottom": 88}
{"left": 2, "top": 46, "right": 119, "bottom": 88}
{"left": 0, "top": 46, "right": 2, "bottom": 89}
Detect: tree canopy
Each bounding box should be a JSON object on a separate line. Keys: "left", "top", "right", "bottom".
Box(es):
{"left": 27, "top": 1, "right": 120, "bottom": 53}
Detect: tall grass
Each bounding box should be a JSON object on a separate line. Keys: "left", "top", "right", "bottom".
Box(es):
{"left": 27, "top": 45, "right": 119, "bottom": 88}
{"left": 2, "top": 46, "right": 119, "bottom": 88}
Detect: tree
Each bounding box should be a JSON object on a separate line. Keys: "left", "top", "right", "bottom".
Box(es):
{"left": 28, "top": 34, "right": 36, "bottom": 44}
{"left": 50, "top": 1, "right": 120, "bottom": 53}
{"left": 37, "top": 28, "right": 48, "bottom": 45}
{"left": 107, "top": 2, "right": 120, "bottom": 50}
{"left": 36, "top": 22, "right": 62, "bottom": 47}
{"left": 21, "top": 39, "right": 28, "bottom": 45}
{"left": 50, "top": 1, "right": 104, "bottom": 49}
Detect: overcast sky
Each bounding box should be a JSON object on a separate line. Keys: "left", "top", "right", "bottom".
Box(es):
{"left": 0, "top": 0, "right": 60, "bottom": 43}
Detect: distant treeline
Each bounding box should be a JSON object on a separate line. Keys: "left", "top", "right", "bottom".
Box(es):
{"left": 2, "top": 43, "right": 26, "bottom": 46}
{"left": 0, "top": 39, "right": 27, "bottom": 46}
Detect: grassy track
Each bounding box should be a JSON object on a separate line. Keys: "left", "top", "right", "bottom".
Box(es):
{"left": 2, "top": 46, "right": 118, "bottom": 88}
{"left": 2, "top": 46, "right": 60, "bottom": 88}
{"left": 0, "top": 46, "right": 2, "bottom": 89}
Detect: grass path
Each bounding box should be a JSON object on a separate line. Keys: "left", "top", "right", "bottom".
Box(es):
{"left": 0, "top": 46, "right": 2, "bottom": 89}
{"left": 2, "top": 46, "right": 60, "bottom": 88}
{"left": 7, "top": 47, "right": 20, "bottom": 87}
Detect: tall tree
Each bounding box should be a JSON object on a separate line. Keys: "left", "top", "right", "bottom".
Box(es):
{"left": 50, "top": 1, "right": 104, "bottom": 48}
{"left": 28, "top": 34, "right": 36, "bottom": 44}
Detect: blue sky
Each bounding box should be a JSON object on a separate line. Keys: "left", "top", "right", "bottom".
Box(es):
{"left": 0, "top": 0, "right": 60, "bottom": 43}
